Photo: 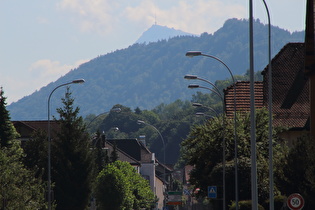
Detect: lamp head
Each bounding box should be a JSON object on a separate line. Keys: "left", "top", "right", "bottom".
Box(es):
{"left": 195, "top": 112, "right": 205, "bottom": 116}
{"left": 137, "top": 120, "right": 145, "bottom": 125}
{"left": 192, "top": 103, "right": 202, "bottom": 107}
{"left": 184, "top": 74, "right": 198, "bottom": 80}
{"left": 186, "top": 51, "right": 202, "bottom": 57}
{"left": 188, "top": 84, "right": 200, "bottom": 89}
{"left": 72, "top": 79, "right": 85, "bottom": 84}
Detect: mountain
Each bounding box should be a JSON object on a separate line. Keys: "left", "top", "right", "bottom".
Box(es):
{"left": 7, "top": 18, "right": 304, "bottom": 120}
{"left": 135, "top": 24, "right": 196, "bottom": 44}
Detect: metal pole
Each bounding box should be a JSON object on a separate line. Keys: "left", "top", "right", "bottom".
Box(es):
{"left": 249, "top": 0, "right": 258, "bottom": 209}
{"left": 47, "top": 79, "right": 84, "bottom": 210}
{"left": 261, "top": 0, "right": 274, "bottom": 209}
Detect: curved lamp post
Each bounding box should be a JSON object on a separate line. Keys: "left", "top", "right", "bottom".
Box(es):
{"left": 192, "top": 102, "right": 219, "bottom": 116}
{"left": 137, "top": 120, "right": 166, "bottom": 207}
{"left": 188, "top": 83, "right": 227, "bottom": 209}
{"left": 47, "top": 79, "right": 85, "bottom": 210}
{"left": 186, "top": 51, "right": 237, "bottom": 210}
{"left": 195, "top": 112, "right": 214, "bottom": 119}
{"left": 261, "top": 1, "right": 273, "bottom": 209}
{"left": 185, "top": 74, "right": 222, "bottom": 96}
{"left": 86, "top": 107, "right": 121, "bottom": 130}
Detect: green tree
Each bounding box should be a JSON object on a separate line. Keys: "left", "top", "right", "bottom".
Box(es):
{"left": 23, "top": 129, "right": 47, "bottom": 178}
{"left": 52, "top": 88, "right": 93, "bottom": 210}
{"left": 0, "top": 87, "right": 19, "bottom": 147}
{"left": 277, "top": 134, "right": 315, "bottom": 209}
{"left": 0, "top": 87, "right": 45, "bottom": 209}
{"left": 180, "top": 108, "right": 286, "bottom": 206}
{"left": 95, "top": 162, "right": 132, "bottom": 210}
{"left": 0, "top": 141, "right": 46, "bottom": 209}
{"left": 95, "top": 161, "right": 155, "bottom": 210}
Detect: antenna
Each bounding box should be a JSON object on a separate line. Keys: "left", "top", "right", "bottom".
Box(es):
{"left": 155, "top": 13, "right": 157, "bottom": 25}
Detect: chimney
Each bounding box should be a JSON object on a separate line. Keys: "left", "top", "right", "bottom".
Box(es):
{"left": 305, "top": 0, "right": 315, "bottom": 138}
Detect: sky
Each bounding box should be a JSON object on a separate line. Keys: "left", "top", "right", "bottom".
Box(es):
{"left": 0, "top": 0, "right": 306, "bottom": 105}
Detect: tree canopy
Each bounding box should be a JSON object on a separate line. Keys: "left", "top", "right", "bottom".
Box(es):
{"left": 94, "top": 161, "right": 155, "bottom": 210}
{"left": 180, "top": 108, "right": 287, "bottom": 207}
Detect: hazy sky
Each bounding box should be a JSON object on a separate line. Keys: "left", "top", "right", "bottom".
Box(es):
{"left": 1, "top": 0, "right": 306, "bottom": 104}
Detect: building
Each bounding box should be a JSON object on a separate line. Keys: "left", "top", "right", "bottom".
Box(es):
{"left": 223, "top": 43, "right": 309, "bottom": 144}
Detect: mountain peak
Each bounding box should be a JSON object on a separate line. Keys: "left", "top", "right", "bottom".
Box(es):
{"left": 135, "top": 24, "right": 195, "bottom": 44}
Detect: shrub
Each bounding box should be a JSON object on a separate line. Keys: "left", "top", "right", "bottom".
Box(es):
{"left": 229, "top": 200, "right": 265, "bottom": 210}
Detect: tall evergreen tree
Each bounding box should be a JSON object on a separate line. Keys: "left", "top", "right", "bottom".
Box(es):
{"left": 52, "top": 88, "right": 93, "bottom": 210}
{"left": 0, "top": 141, "right": 46, "bottom": 209}
{"left": 0, "top": 87, "right": 19, "bottom": 147}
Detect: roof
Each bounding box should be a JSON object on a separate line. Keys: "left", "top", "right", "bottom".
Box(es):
{"left": 224, "top": 43, "right": 309, "bottom": 130}
{"left": 224, "top": 81, "right": 264, "bottom": 118}
{"left": 106, "top": 138, "right": 173, "bottom": 174}
{"left": 104, "top": 140, "right": 141, "bottom": 166}
{"left": 106, "top": 138, "right": 153, "bottom": 163}
{"left": 262, "top": 43, "right": 309, "bottom": 129}
{"left": 12, "top": 120, "right": 60, "bottom": 138}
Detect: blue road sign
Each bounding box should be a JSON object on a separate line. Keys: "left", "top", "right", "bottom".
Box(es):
{"left": 208, "top": 186, "right": 217, "bottom": 198}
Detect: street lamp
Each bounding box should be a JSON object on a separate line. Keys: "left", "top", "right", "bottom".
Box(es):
{"left": 137, "top": 120, "right": 166, "bottom": 207}
{"left": 261, "top": 1, "right": 274, "bottom": 209}
{"left": 86, "top": 107, "right": 122, "bottom": 130}
{"left": 187, "top": 83, "right": 227, "bottom": 210}
{"left": 185, "top": 74, "right": 221, "bottom": 95}
{"left": 195, "top": 112, "right": 214, "bottom": 119}
{"left": 47, "top": 79, "right": 85, "bottom": 210}
{"left": 192, "top": 102, "right": 219, "bottom": 116}
{"left": 188, "top": 84, "right": 223, "bottom": 100}
{"left": 186, "top": 52, "right": 237, "bottom": 210}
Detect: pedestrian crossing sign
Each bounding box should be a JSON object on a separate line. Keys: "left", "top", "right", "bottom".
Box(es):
{"left": 208, "top": 186, "right": 217, "bottom": 198}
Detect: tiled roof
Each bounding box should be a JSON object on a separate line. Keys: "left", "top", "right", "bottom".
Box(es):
{"left": 12, "top": 120, "right": 60, "bottom": 138}
{"left": 224, "top": 81, "right": 264, "bottom": 118}
{"left": 262, "top": 43, "right": 309, "bottom": 129}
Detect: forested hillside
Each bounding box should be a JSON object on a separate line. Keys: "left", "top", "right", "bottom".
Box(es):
{"left": 7, "top": 18, "right": 304, "bottom": 120}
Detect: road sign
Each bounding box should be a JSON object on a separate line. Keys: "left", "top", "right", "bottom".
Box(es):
{"left": 166, "top": 191, "right": 182, "bottom": 206}
{"left": 208, "top": 186, "right": 217, "bottom": 198}
{"left": 287, "top": 193, "right": 305, "bottom": 210}
{"left": 166, "top": 201, "right": 182, "bottom": 205}
{"left": 183, "top": 189, "right": 191, "bottom": 195}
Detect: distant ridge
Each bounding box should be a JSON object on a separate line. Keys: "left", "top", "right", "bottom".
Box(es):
{"left": 7, "top": 18, "right": 304, "bottom": 120}
{"left": 135, "top": 24, "right": 196, "bottom": 44}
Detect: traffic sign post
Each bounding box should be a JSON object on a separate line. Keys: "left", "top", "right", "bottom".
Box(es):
{"left": 166, "top": 191, "right": 182, "bottom": 206}
{"left": 208, "top": 186, "right": 217, "bottom": 198}
{"left": 287, "top": 193, "right": 305, "bottom": 210}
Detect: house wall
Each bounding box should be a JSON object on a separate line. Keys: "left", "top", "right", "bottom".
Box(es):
{"left": 155, "top": 177, "right": 164, "bottom": 210}
{"left": 140, "top": 153, "right": 165, "bottom": 210}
